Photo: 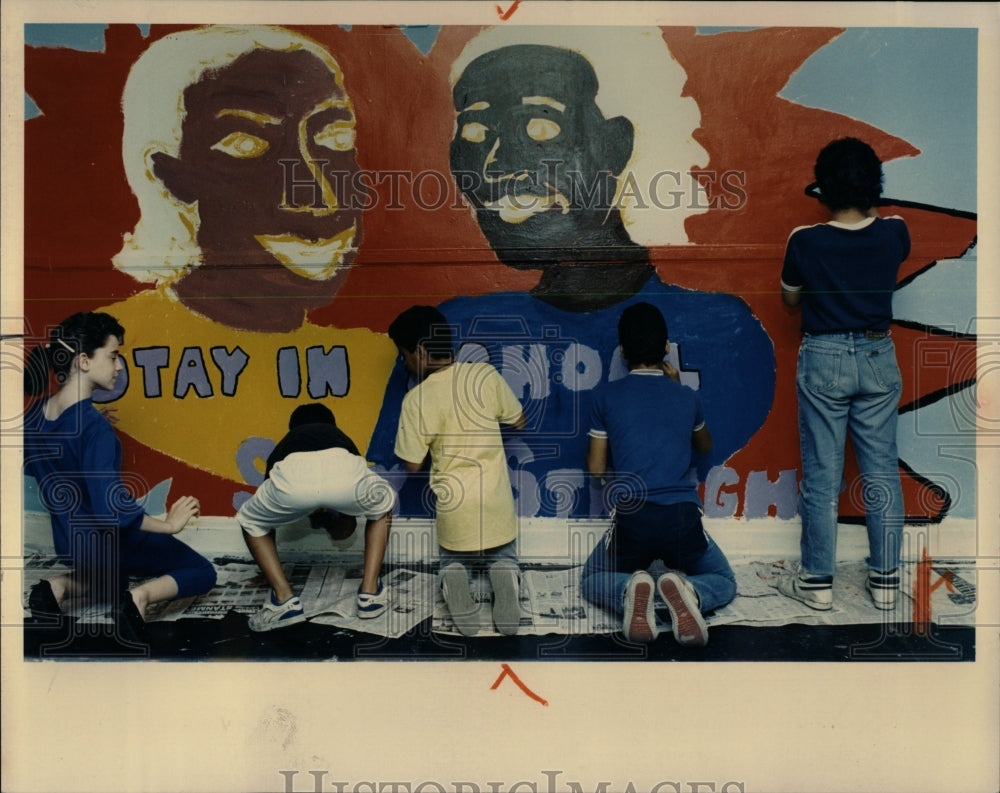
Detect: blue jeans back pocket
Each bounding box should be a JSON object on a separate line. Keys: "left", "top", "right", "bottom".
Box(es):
{"left": 798, "top": 345, "right": 843, "bottom": 394}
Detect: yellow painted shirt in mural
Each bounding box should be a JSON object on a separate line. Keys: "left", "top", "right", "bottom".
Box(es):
{"left": 394, "top": 362, "right": 523, "bottom": 552}
{"left": 97, "top": 288, "right": 397, "bottom": 495}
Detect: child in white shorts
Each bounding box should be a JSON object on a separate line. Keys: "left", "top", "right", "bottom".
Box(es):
{"left": 237, "top": 404, "right": 395, "bottom": 631}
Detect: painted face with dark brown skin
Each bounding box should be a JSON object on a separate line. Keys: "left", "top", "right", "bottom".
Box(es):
{"left": 450, "top": 44, "right": 652, "bottom": 312}
{"left": 152, "top": 48, "right": 362, "bottom": 332}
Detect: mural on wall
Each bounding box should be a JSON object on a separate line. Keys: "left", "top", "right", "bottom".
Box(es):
{"left": 369, "top": 27, "right": 775, "bottom": 519}
{"left": 23, "top": 23, "right": 977, "bottom": 525}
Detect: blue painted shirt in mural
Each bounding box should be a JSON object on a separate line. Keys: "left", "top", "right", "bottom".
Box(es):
{"left": 368, "top": 276, "right": 776, "bottom": 518}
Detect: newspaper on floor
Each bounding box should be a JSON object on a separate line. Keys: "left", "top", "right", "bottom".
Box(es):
{"left": 308, "top": 567, "right": 436, "bottom": 639}
{"left": 21, "top": 556, "right": 976, "bottom": 637}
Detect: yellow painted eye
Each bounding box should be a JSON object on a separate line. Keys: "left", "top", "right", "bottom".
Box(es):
{"left": 211, "top": 132, "right": 270, "bottom": 159}
{"left": 526, "top": 118, "right": 560, "bottom": 142}
{"left": 461, "top": 122, "right": 489, "bottom": 144}
{"left": 315, "top": 121, "right": 356, "bottom": 152}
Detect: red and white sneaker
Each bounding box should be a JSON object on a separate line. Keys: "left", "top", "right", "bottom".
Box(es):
{"left": 623, "top": 571, "right": 657, "bottom": 643}
{"left": 657, "top": 572, "right": 708, "bottom": 647}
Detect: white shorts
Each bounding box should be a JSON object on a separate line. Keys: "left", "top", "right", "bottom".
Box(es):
{"left": 237, "top": 448, "right": 396, "bottom": 537}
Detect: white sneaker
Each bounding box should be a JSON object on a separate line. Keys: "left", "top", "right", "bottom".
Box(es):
{"left": 489, "top": 564, "right": 521, "bottom": 635}
{"left": 356, "top": 579, "right": 388, "bottom": 619}
{"left": 657, "top": 572, "right": 708, "bottom": 647}
{"left": 248, "top": 591, "right": 306, "bottom": 632}
{"left": 441, "top": 563, "right": 481, "bottom": 637}
{"left": 777, "top": 572, "right": 833, "bottom": 611}
{"left": 622, "top": 571, "right": 656, "bottom": 643}
{"left": 866, "top": 569, "right": 900, "bottom": 610}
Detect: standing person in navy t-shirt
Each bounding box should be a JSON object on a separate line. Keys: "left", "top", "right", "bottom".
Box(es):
{"left": 580, "top": 303, "right": 736, "bottom": 646}
{"left": 778, "top": 137, "right": 910, "bottom": 612}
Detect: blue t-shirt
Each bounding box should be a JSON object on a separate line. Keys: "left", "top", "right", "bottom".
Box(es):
{"left": 23, "top": 398, "right": 145, "bottom": 557}
{"left": 780, "top": 216, "right": 910, "bottom": 333}
{"left": 589, "top": 369, "right": 704, "bottom": 507}
{"left": 369, "top": 275, "right": 775, "bottom": 518}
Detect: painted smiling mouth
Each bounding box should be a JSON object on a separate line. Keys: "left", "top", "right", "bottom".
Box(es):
{"left": 481, "top": 191, "right": 571, "bottom": 224}
{"left": 254, "top": 224, "right": 357, "bottom": 279}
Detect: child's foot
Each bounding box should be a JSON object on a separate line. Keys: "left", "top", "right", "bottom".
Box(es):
{"left": 356, "top": 578, "right": 388, "bottom": 619}
{"left": 622, "top": 571, "right": 656, "bottom": 643}
{"left": 777, "top": 571, "right": 833, "bottom": 611}
{"left": 866, "top": 569, "right": 899, "bottom": 610}
{"left": 441, "top": 562, "right": 480, "bottom": 636}
{"left": 27, "top": 580, "right": 62, "bottom": 622}
{"left": 489, "top": 563, "right": 521, "bottom": 635}
{"left": 115, "top": 590, "right": 149, "bottom": 645}
{"left": 657, "top": 572, "right": 708, "bottom": 647}
{"left": 248, "top": 590, "right": 307, "bottom": 632}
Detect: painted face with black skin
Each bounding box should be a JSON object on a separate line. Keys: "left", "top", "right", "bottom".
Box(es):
{"left": 151, "top": 48, "right": 362, "bottom": 331}
{"left": 450, "top": 45, "right": 635, "bottom": 266}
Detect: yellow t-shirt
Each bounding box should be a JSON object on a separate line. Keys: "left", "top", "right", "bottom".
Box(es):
{"left": 395, "top": 362, "right": 523, "bottom": 552}
{"left": 97, "top": 288, "right": 397, "bottom": 493}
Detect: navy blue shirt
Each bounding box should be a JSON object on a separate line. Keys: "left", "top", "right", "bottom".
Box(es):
{"left": 781, "top": 216, "right": 910, "bottom": 334}
{"left": 589, "top": 369, "right": 705, "bottom": 507}
{"left": 23, "top": 398, "right": 146, "bottom": 557}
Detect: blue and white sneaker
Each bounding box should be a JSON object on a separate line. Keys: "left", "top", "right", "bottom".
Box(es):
{"left": 777, "top": 571, "right": 833, "bottom": 611}
{"left": 248, "top": 591, "right": 307, "bottom": 632}
{"left": 866, "top": 569, "right": 900, "bottom": 610}
{"left": 356, "top": 579, "right": 387, "bottom": 619}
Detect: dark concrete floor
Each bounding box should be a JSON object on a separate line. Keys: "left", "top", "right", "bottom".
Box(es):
{"left": 22, "top": 613, "right": 974, "bottom": 663}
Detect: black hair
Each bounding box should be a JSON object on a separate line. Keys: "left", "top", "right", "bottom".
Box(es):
{"left": 618, "top": 302, "right": 667, "bottom": 368}
{"left": 388, "top": 306, "right": 454, "bottom": 359}
{"left": 813, "top": 137, "right": 884, "bottom": 212}
{"left": 24, "top": 312, "right": 125, "bottom": 396}
{"left": 288, "top": 403, "right": 336, "bottom": 430}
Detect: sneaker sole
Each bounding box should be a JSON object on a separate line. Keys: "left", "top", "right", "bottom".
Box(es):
{"left": 441, "top": 565, "right": 481, "bottom": 637}
{"left": 658, "top": 575, "right": 708, "bottom": 647}
{"left": 623, "top": 578, "right": 655, "bottom": 643}
{"left": 357, "top": 603, "right": 387, "bottom": 620}
{"left": 248, "top": 609, "right": 307, "bottom": 632}
{"left": 489, "top": 567, "right": 521, "bottom": 636}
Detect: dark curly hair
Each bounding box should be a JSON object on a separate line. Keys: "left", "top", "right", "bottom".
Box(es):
{"left": 813, "top": 137, "right": 884, "bottom": 212}
{"left": 24, "top": 312, "right": 125, "bottom": 396}
{"left": 388, "top": 305, "right": 454, "bottom": 359}
{"left": 618, "top": 302, "right": 668, "bottom": 368}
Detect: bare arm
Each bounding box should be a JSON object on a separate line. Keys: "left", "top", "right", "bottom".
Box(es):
{"left": 402, "top": 458, "right": 425, "bottom": 474}
{"left": 781, "top": 286, "right": 802, "bottom": 308}
{"left": 140, "top": 495, "right": 200, "bottom": 535}
{"left": 586, "top": 435, "right": 609, "bottom": 478}
{"left": 507, "top": 412, "right": 527, "bottom": 431}
{"left": 692, "top": 425, "right": 713, "bottom": 457}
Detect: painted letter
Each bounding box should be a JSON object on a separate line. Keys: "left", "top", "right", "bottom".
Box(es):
{"left": 133, "top": 347, "right": 169, "bottom": 398}
{"left": 705, "top": 465, "right": 740, "bottom": 518}
{"left": 278, "top": 347, "right": 300, "bottom": 398}
{"left": 210, "top": 346, "right": 249, "bottom": 396}
{"left": 306, "top": 345, "right": 349, "bottom": 398}
{"left": 502, "top": 343, "right": 550, "bottom": 401}
{"left": 174, "top": 347, "right": 213, "bottom": 398}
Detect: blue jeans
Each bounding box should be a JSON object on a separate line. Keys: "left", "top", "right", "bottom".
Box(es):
{"left": 580, "top": 501, "right": 736, "bottom": 614}
{"left": 437, "top": 539, "right": 518, "bottom": 581}
{"left": 796, "top": 332, "right": 904, "bottom": 576}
